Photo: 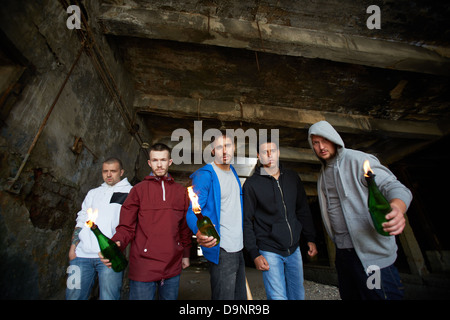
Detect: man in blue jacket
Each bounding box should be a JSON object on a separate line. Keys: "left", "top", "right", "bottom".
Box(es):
{"left": 186, "top": 131, "right": 246, "bottom": 300}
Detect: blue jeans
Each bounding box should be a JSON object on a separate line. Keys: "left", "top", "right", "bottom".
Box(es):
{"left": 335, "top": 248, "right": 405, "bottom": 300}
{"left": 129, "top": 275, "right": 180, "bottom": 300}
{"left": 66, "top": 257, "right": 123, "bottom": 300}
{"left": 259, "top": 247, "right": 305, "bottom": 300}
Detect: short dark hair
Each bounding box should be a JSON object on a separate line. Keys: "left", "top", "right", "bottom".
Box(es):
{"left": 149, "top": 143, "right": 171, "bottom": 158}
{"left": 210, "top": 130, "right": 234, "bottom": 145}
{"left": 257, "top": 137, "right": 279, "bottom": 154}
{"left": 103, "top": 157, "right": 123, "bottom": 170}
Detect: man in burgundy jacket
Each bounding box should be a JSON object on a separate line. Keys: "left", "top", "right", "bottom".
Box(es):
{"left": 109, "top": 143, "right": 192, "bottom": 300}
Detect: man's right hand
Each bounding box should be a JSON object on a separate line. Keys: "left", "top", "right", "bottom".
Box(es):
{"left": 254, "top": 255, "right": 270, "bottom": 271}
{"left": 68, "top": 244, "right": 77, "bottom": 261}
{"left": 98, "top": 241, "right": 121, "bottom": 268}
{"left": 196, "top": 230, "right": 217, "bottom": 248}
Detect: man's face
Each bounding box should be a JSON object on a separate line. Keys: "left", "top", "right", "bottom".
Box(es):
{"left": 258, "top": 142, "right": 280, "bottom": 168}
{"left": 102, "top": 162, "right": 124, "bottom": 186}
{"left": 311, "top": 135, "right": 337, "bottom": 161}
{"left": 148, "top": 150, "right": 172, "bottom": 177}
{"left": 212, "top": 135, "right": 235, "bottom": 165}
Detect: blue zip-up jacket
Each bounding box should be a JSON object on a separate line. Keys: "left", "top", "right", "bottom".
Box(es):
{"left": 186, "top": 163, "right": 243, "bottom": 264}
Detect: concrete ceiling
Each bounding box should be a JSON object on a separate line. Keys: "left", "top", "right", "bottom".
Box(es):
{"left": 93, "top": 0, "right": 449, "bottom": 191}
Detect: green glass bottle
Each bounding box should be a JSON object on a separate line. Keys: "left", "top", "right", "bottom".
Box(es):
{"left": 90, "top": 222, "right": 128, "bottom": 272}
{"left": 365, "top": 170, "right": 391, "bottom": 236}
{"left": 196, "top": 212, "right": 220, "bottom": 246}
{"left": 187, "top": 186, "right": 220, "bottom": 246}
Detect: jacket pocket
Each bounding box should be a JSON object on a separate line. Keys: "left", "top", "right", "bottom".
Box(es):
{"left": 270, "top": 221, "right": 292, "bottom": 248}
{"left": 134, "top": 226, "right": 152, "bottom": 259}
{"left": 291, "top": 218, "right": 302, "bottom": 244}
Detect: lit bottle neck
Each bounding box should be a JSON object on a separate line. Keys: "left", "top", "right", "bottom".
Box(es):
{"left": 90, "top": 222, "right": 103, "bottom": 236}
{"left": 195, "top": 211, "right": 204, "bottom": 220}
{"left": 365, "top": 171, "right": 376, "bottom": 185}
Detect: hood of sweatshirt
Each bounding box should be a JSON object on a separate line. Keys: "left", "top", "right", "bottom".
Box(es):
{"left": 100, "top": 177, "right": 131, "bottom": 189}
{"left": 308, "top": 120, "right": 345, "bottom": 165}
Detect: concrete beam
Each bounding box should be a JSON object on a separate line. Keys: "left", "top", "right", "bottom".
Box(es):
{"left": 135, "top": 94, "right": 444, "bottom": 139}
{"left": 98, "top": 5, "right": 450, "bottom": 76}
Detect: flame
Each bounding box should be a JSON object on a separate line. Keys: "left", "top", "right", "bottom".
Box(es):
{"left": 85, "top": 208, "right": 98, "bottom": 228}
{"left": 187, "top": 186, "right": 201, "bottom": 214}
{"left": 363, "top": 160, "right": 373, "bottom": 177}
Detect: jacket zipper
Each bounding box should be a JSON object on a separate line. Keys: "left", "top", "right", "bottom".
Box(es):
{"left": 276, "top": 179, "right": 293, "bottom": 254}
{"left": 162, "top": 180, "right": 166, "bottom": 201}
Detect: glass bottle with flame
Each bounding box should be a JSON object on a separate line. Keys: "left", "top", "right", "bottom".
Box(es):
{"left": 187, "top": 186, "right": 220, "bottom": 246}
{"left": 363, "top": 160, "right": 391, "bottom": 236}
{"left": 86, "top": 208, "right": 128, "bottom": 272}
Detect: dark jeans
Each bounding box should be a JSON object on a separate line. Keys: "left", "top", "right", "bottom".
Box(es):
{"left": 209, "top": 248, "right": 247, "bottom": 300}
{"left": 335, "top": 248, "right": 405, "bottom": 300}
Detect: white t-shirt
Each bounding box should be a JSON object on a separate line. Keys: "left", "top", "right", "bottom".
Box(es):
{"left": 211, "top": 162, "right": 243, "bottom": 253}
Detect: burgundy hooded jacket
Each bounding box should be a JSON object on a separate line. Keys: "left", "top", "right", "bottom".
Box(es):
{"left": 112, "top": 174, "right": 192, "bottom": 282}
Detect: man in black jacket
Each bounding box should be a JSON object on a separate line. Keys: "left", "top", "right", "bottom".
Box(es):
{"left": 243, "top": 140, "right": 317, "bottom": 300}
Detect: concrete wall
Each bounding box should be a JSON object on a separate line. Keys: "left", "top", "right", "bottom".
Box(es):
{"left": 0, "top": 0, "right": 148, "bottom": 299}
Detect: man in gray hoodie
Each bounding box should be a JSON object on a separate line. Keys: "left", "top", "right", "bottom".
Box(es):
{"left": 308, "top": 120, "right": 412, "bottom": 300}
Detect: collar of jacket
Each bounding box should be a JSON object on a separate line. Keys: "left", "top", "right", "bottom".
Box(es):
{"left": 145, "top": 173, "right": 174, "bottom": 183}
{"left": 254, "top": 163, "right": 285, "bottom": 178}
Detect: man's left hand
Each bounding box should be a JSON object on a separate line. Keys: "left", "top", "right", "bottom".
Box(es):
{"left": 307, "top": 242, "right": 318, "bottom": 257}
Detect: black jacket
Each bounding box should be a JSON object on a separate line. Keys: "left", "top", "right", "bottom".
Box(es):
{"left": 243, "top": 165, "right": 316, "bottom": 260}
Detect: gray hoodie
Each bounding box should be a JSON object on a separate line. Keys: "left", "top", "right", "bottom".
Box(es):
{"left": 308, "top": 121, "right": 412, "bottom": 270}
